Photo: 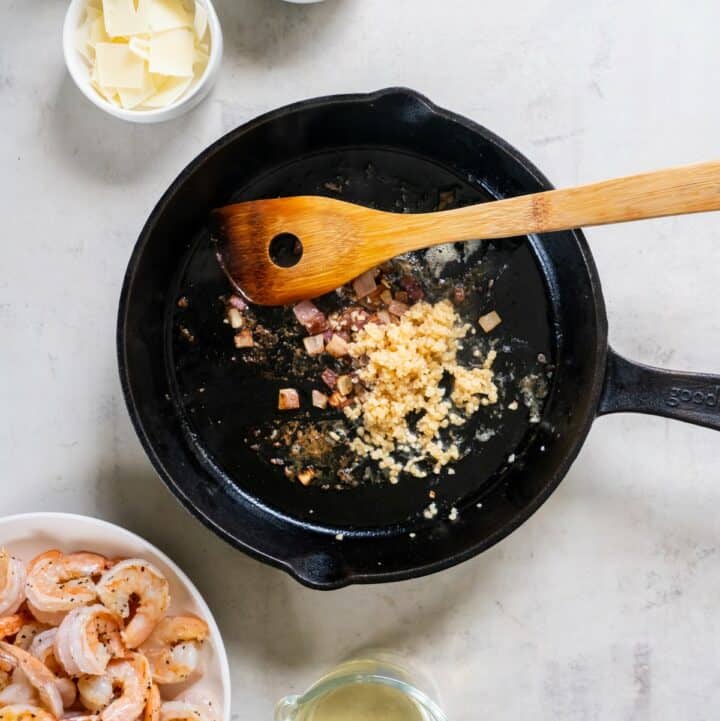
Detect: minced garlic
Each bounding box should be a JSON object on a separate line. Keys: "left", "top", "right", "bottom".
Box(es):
{"left": 344, "top": 299, "right": 498, "bottom": 482}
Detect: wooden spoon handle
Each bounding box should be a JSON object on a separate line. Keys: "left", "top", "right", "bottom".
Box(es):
{"left": 388, "top": 159, "right": 720, "bottom": 252}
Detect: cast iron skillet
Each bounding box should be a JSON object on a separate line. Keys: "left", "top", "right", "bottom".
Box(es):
{"left": 118, "top": 88, "right": 720, "bottom": 589}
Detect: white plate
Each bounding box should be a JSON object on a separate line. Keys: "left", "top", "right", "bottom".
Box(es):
{"left": 0, "top": 512, "right": 231, "bottom": 721}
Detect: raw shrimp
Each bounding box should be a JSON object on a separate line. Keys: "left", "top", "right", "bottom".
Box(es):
{"left": 0, "top": 615, "right": 27, "bottom": 640}
{"left": 54, "top": 605, "right": 124, "bottom": 676}
{"left": 14, "top": 621, "right": 48, "bottom": 651}
{"left": 0, "top": 641, "right": 63, "bottom": 718}
{"left": 78, "top": 654, "right": 150, "bottom": 721}
{"left": 160, "top": 700, "right": 214, "bottom": 721}
{"left": 0, "top": 704, "right": 56, "bottom": 721}
{"left": 0, "top": 552, "right": 27, "bottom": 617}
{"left": 140, "top": 616, "right": 209, "bottom": 684}
{"left": 144, "top": 684, "right": 161, "bottom": 721}
{"left": 26, "top": 551, "right": 110, "bottom": 615}
{"left": 96, "top": 560, "right": 170, "bottom": 649}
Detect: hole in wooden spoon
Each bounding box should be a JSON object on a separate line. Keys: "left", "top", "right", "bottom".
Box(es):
{"left": 269, "top": 233, "right": 303, "bottom": 268}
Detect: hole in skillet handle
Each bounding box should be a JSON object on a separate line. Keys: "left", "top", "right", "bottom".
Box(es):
{"left": 269, "top": 233, "right": 303, "bottom": 268}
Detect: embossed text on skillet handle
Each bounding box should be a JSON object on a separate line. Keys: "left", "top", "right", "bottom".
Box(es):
{"left": 598, "top": 349, "right": 720, "bottom": 431}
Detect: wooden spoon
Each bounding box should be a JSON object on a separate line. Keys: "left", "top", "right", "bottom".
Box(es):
{"left": 212, "top": 159, "right": 720, "bottom": 305}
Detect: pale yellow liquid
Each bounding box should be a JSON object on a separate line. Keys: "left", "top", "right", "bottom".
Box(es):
{"left": 297, "top": 682, "right": 426, "bottom": 721}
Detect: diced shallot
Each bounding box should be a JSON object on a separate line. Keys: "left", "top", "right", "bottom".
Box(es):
{"left": 303, "top": 334, "right": 325, "bottom": 356}
{"left": 352, "top": 270, "right": 377, "bottom": 299}
{"left": 234, "top": 330, "right": 254, "bottom": 348}
{"left": 363, "top": 287, "right": 386, "bottom": 307}
{"left": 228, "top": 295, "right": 247, "bottom": 310}
{"left": 388, "top": 300, "right": 409, "bottom": 317}
{"left": 336, "top": 375, "right": 353, "bottom": 395}
{"left": 326, "top": 334, "right": 350, "bottom": 357}
{"left": 452, "top": 285, "right": 466, "bottom": 304}
{"left": 312, "top": 390, "right": 328, "bottom": 409}
{"left": 293, "top": 300, "right": 327, "bottom": 334}
{"left": 335, "top": 307, "right": 370, "bottom": 332}
{"left": 324, "top": 328, "right": 349, "bottom": 344}
{"left": 293, "top": 300, "right": 318, "bottom": 323}
{"left": 278, "top": 388, "right": 300, "bottom": 410}
{"left": 399, "top": 275, "right": 424, "bottom": 301}
{"left": 478, "top": 310, "right": 502, "bottom": 333}
{"left": 297, "top": 468, "right": 316, "bottom": 486}
{"left": 227, "top": 308, "right": 243, "bottom": 329}
{"left": 328, "top": 391, "right": 352, "bottom": 408}
{"left": 321, "top": 368, "right": 338, "bottom": 389}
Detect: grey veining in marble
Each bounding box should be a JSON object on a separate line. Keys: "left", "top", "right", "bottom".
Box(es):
{"left": 2, "top": 1, "right": 720, "bottom": 719}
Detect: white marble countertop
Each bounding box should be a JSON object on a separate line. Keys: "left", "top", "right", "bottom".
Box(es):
{"left": 2, "top": 1, "right": 720, "bottom": 719}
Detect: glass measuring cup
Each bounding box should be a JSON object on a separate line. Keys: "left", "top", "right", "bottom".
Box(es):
{"left": 275, "top": 651, "right": 447, "bottom": 721}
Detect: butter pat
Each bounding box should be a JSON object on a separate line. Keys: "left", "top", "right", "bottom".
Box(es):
{"left": 95, "top": 43, "right": 146, "bottom": 88}
{"left": 149, "top": 28, "right": 194, "bottom": 77}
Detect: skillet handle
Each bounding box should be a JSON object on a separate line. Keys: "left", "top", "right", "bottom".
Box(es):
{"left": 598, "top": 348, "right": 720, "bottom": 431}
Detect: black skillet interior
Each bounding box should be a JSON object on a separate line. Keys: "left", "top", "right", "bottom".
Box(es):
{"left": 171, "top": 154, "right": 555, "bottom": 527}
{"left": 118, "top": 89, "right": 606, "bottom": 588}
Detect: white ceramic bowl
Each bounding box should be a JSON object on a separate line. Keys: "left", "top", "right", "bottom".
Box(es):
{"left": 0, "top": 512, "right": 231, "bottom": 721}
{"left": 62, "top": 0, "right": 223, "bottom": 123}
